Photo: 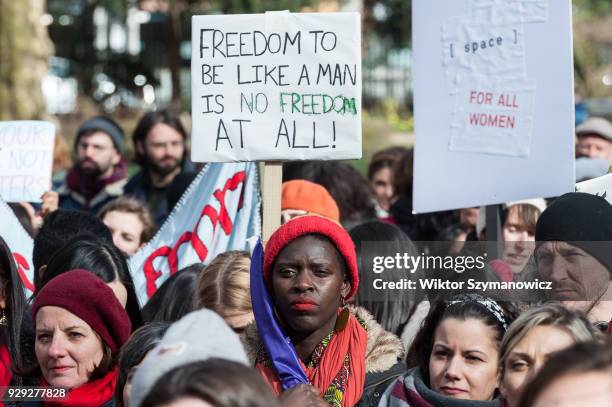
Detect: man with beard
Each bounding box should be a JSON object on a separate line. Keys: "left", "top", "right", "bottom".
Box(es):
{"left": 125, "top": 110, "right": 195, "bottom": 225}
{"left": 534, "top": 192, "right": 612, "bottom": 332}
{"left": 57, "top": 116, "right": 127, "bottom": 213}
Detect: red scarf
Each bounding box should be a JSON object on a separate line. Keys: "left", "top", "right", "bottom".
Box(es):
{"left": 66, "top": 160, "right": 127, "bottom": 201}
{"left": 257, "top": 311, "right": 368, "bottom": 407}
{"left": 0, "top": 345, "right": 11, "bottom": 407}
{"left": 41, "top": 368, "right": 117, "bottom": 407}
{"left": 0, "top": 345, "right": 11, "bottom": 387}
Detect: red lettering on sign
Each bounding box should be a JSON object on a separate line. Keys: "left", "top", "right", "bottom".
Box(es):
{"left": 142, "top": 170, "right": 247, "bottom": 298}
{"left": 169, "top": 231, "right": 193, "bottom": 275}
{"left": 190, "top": 205, "right": 217, "bottom": 264}
{"left": 13, "top": 253, "right": 35, "bottom": 292}
{"left": 468, "top": 112, "right": 515, "bottom": 129}
{"left": 143, "top": 246, "right": 172, "bottom": 297}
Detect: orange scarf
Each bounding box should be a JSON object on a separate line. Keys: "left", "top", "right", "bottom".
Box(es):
{"left": 257, "top": 311, "right": 368, "bottom": 407}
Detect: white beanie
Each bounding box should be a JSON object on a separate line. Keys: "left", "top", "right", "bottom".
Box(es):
{"left": 130, "top": 309, "right": 249, "bottom": 407}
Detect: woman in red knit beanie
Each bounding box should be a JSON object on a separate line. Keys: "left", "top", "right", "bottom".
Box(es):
{"left": 24, "top": 269, "right": 131, "bottom": 406}
{"left": 243, "top": 215, "right": 405, "bottom": 407}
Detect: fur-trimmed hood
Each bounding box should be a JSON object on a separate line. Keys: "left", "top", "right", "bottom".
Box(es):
{"left": 241, "top": 306, "right": 404, "bottom": 373}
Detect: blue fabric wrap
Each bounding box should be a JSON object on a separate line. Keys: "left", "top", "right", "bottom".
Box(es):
{"left": 250, "top": 238, "right": 309, "bottom": 389}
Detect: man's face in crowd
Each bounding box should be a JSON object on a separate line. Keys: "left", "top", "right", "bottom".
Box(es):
{"left": 76, "top": 131, "right": 120, "bottom": 178}
{"left": 138, "top": 123, "right": 184, "bottom": 176}
{"left": 535, "top": 241, "right": 610, "bottom": 302}
{"left": 575, "top": 134, "right": 612, "bottom": 161}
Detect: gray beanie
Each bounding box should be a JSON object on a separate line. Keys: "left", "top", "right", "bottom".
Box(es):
{"left": 130, "top": 309, "right": 249, "bottom": 407}
{"left": 75, "top": 116, "right": 124, "bottom": 153}
{"left": 576, "top": 116, "right": 612, "bottom": 142}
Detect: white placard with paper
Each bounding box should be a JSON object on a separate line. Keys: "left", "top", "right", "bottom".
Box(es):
{"left": 0, "top": 121, "right": 55, "bottom": 203}
{"left": 190, "top": 12, "right": 362, "bottom": 162}
{"left": 413, "top": 0, "right": 574, "bottom": 213}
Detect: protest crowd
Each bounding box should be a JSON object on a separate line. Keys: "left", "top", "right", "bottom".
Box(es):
{"left": 2, "top": 3, "right": 612, "bottom": 407}
{"left": 0, "top": 107, "right": 610, "bottom": 407}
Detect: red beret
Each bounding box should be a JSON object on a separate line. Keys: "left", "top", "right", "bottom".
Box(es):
{"left": 33, "top": 269, "right": 131, "bottom": 353}
{"left": 263, "top": 216, "right": 359, "bottom": 300}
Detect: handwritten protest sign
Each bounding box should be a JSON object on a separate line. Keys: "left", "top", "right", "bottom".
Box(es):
{"left": 190, "top": 12, "right": 362, "bottom": 162}
{"left": 0, "top": 121, "right": 55, "bottom": 203}
{"left": 413, "top": 0, "right": 574, "bottom": 213}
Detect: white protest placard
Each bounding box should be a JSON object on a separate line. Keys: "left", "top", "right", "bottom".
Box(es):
{"left": 0, "top": 121, "right": 55, "bottom": 203}
{"left": 413, "top": 0, "right": 574, "bottom": 213}
{"left": 575, "top": 173, "right": 612, "bottom": 205}
{"left": 190, "top": 12, "right": 362, "bottom": 162}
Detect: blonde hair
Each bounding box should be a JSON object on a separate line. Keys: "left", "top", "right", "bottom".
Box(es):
{"left": 500, "top": 303, "right": 597, "bottom": 379}
{"left": 197, "top": 251, "right": 251, "bottom": 314}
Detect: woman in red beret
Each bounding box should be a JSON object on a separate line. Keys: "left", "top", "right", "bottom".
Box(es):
{"left": 22, "top": 269, "right": 131, "bottom": 406}
{"left": 243, "top": 215, "right": 406, "bottom": 407}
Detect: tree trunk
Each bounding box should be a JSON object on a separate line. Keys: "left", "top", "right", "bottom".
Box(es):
{"left": 0, "top": 0, "right": 53, "bottom": 120}
{"left": 167, "top": 0, "right": 183, "bottom": 105}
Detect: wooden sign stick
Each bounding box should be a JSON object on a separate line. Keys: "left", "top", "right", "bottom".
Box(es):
{"left": 262, "top": 161, "right": 283, "bottom": 243}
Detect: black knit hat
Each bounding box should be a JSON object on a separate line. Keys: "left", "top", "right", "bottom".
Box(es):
{"left": 75, "top": 116, "right": 124, "bottom": 153}
{"left": 535, "top": 192, "right": 612, "bottom": 272}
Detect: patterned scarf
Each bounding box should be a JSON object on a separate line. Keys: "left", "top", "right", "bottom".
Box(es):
{"left": 256, "top": 311, "right": 368, "bottom": 407}
{"left": 388, "top": 368, "right": 501, "bottom": 407}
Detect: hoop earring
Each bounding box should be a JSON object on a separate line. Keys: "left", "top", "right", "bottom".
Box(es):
{"left": 0, "top": 309, "right": 7, "bottom": 326}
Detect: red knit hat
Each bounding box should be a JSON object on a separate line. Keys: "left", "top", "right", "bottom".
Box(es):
{"left": 33, "top": 269, "right": 131, "bottom": 353}
{"left": 263, "top": 215, "right": 359, "bottom": 300}
{"left": 282, "top": 180, "right": 340, "bottom": 223}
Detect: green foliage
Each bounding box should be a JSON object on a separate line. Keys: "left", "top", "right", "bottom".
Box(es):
{"left": 573, "top": 0, "right": 612, "bottom": 20}
{"left": 205, "top": 0, "right": 320, "bottom": 14}
{"left": 366, "top": 0, "right": 411, "bottom": 49}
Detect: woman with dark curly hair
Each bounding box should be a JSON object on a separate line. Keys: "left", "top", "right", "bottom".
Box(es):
{"left": 380, "top": 294, "right": 516, "bottom": 406}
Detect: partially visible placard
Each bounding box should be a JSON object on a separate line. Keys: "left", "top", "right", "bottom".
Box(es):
{"left": 190, "top": 12, "right": 362, "bottom": 162}
{"left": 575, "top": 173, "right": 612, "bottom": 205}
{"left": 0, "top": 121, "right": 55, "bottom": 203}
{"left": 0, "top": 196, "right": 35, "bottom": 294}
{"left": 413, "top": 0, "right": 574, "bottom": 213}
